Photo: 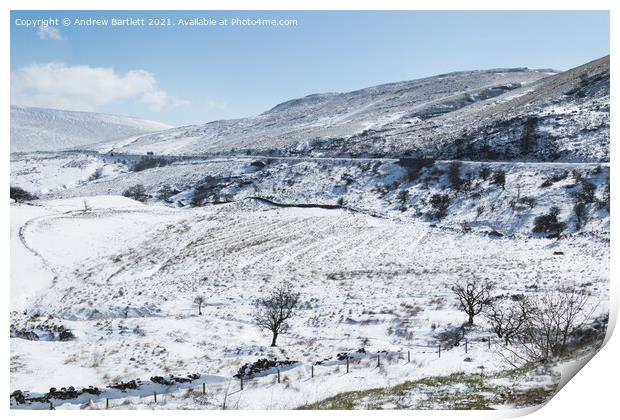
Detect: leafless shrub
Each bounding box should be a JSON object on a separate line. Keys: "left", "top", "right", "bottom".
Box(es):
{"left": 10, "top": 186, "right": 38, "bottom": 202}
{"left": 519, "top": 287, "right": 594, "bottom": 361}
{"left": 502, "top": 286, "right": 598, "bottom": 365}
{"left": 532, "top": 206, "right": 565, "bottom": 239}
{"left": 122, "top": 184, "right": 148, "bottom": 203}
{"left": 429, "top": 193, "right": 451, "bottom": 219}
{"left": 573, "top": 202, "right": 588, "bottom": 230}
{"left": 434, "top": 324, "right": 465, "bottom": 349}
{"left": 484, "top": 295, "right": 528, "bottom": 345}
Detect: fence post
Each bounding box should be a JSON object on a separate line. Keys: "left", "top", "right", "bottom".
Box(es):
{"left": 488, "top": 337, "right": 491, "bottom": 350}
{"left": 465, "top": 339, "right": 468, "bottom": 353}
{"left": 438, "top": 345, "right": 441, "bottom": 358}
{"left": 377, "top": 354, "right": 381, "bottom": 367}
{"left": 311, "top": 365, "right": 314, "bottom": 378}
{"left": 277, "top": 369, "right": 281, "bottom": 383}
{"left": 106, "top": 398, "right": 109, "bottom": 409}
{"left": 153, "top": 392, "right": 157, "bottom": 403}
{"left": 202, "top": 383, "right": 206, "bottom": 395}
{"left": 407, "top": 350, "right": 411, "bottom": 363}
{"left": 346, "top": 357, "right": 349, "bottom": 373}
{"left": 240, "top": 376, "right": 244, "bottom": 390}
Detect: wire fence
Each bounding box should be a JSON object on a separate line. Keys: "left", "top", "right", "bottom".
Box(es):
{"left": 13, "top": 335, "right": 504, "bottom": 410}
{"left": 91, "top": 336, "right": 501, "bottom": 410}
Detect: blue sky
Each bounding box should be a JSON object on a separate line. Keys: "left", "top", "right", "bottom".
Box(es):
{"left": 11, "top": 10, "right": 609, "bottom": 126}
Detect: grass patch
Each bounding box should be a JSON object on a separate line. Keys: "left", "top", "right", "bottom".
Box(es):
{"left": 298, "top": 366, "right": 557, "bottom": 410}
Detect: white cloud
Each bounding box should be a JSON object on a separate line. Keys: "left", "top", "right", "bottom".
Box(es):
{"left": 37, "top": 26, "right": 64, "bottom": 41}
{"left": 11, "top": 62, "right": 186, "bottom": 112}
{"left": 140, "top": 90, "right": 188, "bottom": 112}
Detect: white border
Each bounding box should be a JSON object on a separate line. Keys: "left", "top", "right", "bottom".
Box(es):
{"left": 2, "top": 1, "right": 616, "bottom": 420}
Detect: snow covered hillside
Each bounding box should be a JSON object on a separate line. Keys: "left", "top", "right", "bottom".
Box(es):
{"left": 92, "top": 68, "right": 553, "bottom": 156}
{"left": 95, "top": 56, "right": 608, "bottom": 163}
{"left": 10, "top": 197, "right": 608, "bottom": 409}
{"left": 9, "top": 55, "right": 610, "bottom": 410}
{"left": 25, "top": 155, "right": 609, "bottom": 238}
{"left": 10, "top": 106, "right": 172, "bottom": 153}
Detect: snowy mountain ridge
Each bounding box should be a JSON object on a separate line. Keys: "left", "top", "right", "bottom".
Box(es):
{"left": 98, "top": 56, "right": 609, "bottom": 163}
{"left": 10, "top": 106, "right": 172, "bottom": 153}
{"left": 97, "top": 67, "right": 552, "bottom": 156}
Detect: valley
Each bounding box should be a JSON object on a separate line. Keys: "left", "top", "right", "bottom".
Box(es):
{"left": 10, "top": 55, "right": 610, "bottom": 410}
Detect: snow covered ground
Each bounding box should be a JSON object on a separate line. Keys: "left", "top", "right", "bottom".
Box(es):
{"left": 10, "top": 195, "right": 608, "bottom": 409}
{"left": 9, "top": 56, "right": 610, "bottom": 410}
{"left": 10, "top": 152, "right": 128, "bottom": 195}
{"left": 82, "top": 56, "right": 608, "bottom": 164}
{"left": 10, "top": 106, "right": 172, "bottom": 153}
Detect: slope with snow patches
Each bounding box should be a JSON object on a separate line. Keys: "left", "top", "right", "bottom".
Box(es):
{"left": 90, "top": 56, "right": 609, "bottom": 163}
{"left": 33, "top": 156, "right": 610, "bottom": 238}
{"left": 10, "top": 196, "right": 607, "bottom": 409}
{"left": 9, "top": 56, "right": 610, "bottom": 410}
{"left": 10, "top": 106, "right": 172, "bottom": 153}
{"left": 100, "top": 68, "right": 552, "bottom": 157}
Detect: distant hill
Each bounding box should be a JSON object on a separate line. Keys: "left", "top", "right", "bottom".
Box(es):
{"left": 104, "top": 56, "right": 609, "bottom": 163}
{"left": 10, "top": 106, "right": 172, "bottom": 153}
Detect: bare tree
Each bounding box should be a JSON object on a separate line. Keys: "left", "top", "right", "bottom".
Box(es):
{"left": 451, "top": 279, "right": 494, "bottom": 325}
{"left": 194, "top": 296, "right": 205, "bottom": 315}
{"left": 518, "top": 286, "right": 594, "bottom": 362}
{"left": 501, "top": 286, "right": 596, "bottom": 366}
{"left": 252, "top": 281, "right": 300, "bottom": 347}
{"left": 484, "top": 296, "right": 528, "bottom": 345}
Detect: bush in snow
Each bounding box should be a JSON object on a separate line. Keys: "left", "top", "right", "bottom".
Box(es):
{"left": 572, "top": 179, "right": 597, "bottom": 204}
{"left": 10, "top": 186, "right": 38, "bottom": 202}
{"left": 519, "top": 116, "right": 538, "bottom": 155}
{"left": 396, "top": 190, "right": 410, "bottom": 203}
{"left": 479, "top": 165, "right": 491, "bottom": 181}
{"left": 540, "top": 171, "right": 568, "bottom": 188}
{"left": 532, "top": 207, "right": 565, "bottom": 239}
{"left": 447, "top": 162, "right": 464, "bottom": 191}
{"left": 508, "top": 286, "right": 594, "bottom": 364}
{"left": 157, "top": 184, "right": 179, "bottom": 202}
{"left": 88, "top": 167, "right": 104, "bottom": 181}
{"left": 573, "top": 202, "right": 588, "bottom": 230}
{"left": 429, "top": 193, "right": 451, "bottom": 220}
{"left": 598, "top": 176, "right": 610, "bottom": 211}
{"left": 511, "top": 196, "right": 537, "bottom": 211}
{"left": 396, "top": 158, "right": 435, "bottom": 181}
{"left": 433, "top": 324, "right": 466, "bottom": 349}
{"left": 122, "top": 184, "right": 148, "bottom": 203}
{"left": 131, "top": 156, "right": 172, "bottom": 172}
{"left": 518, "top": 196, "right": 537, "bottom": 209}
{"left": 491, "top": 170, "right": 506, "bottom": 190}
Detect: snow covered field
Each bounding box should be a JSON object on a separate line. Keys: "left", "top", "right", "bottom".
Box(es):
{"left": 9, "top": 56, "right": 610, "bottom": 410}
{"left": 10, "top": 194, "right": 608, "bottom": 409}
